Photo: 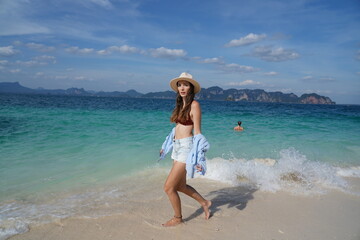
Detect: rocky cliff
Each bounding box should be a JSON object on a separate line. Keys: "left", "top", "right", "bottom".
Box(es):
{"left": 0, "top": 82, "right": 336, "bottom": 104}
{"left": 194, "top": 87, "right": 335, "bottom": 104}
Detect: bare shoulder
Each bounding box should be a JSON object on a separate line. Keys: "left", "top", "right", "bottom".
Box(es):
{"left": 191, "top": 100, "right": 201, "bottom": 109}
{"left": 191, "top": 100, "right": 201, "bottom": 115}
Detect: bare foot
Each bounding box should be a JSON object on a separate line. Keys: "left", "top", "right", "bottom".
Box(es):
{"left": 162, "top": 217, "right": 183, "bottom": 227}
{"left": 202, "top": 200, "right": 212, "bottom": 220}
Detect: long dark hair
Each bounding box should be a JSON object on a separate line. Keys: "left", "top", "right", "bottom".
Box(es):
{"left": 170, "top": 82, "right": 195, "bottom": 123}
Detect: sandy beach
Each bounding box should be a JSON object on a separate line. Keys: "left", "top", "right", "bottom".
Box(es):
{"left": 9, "top": 177, "right": 360, "bottom": 240}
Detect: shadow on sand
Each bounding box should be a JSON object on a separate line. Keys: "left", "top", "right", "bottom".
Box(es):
{"left": 183, "top": 186, "right": 257, "bottom": 222}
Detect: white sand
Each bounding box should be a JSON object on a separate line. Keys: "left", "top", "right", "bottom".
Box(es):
{"left": 9, "top": 177, "right": 360, "bottom": 240}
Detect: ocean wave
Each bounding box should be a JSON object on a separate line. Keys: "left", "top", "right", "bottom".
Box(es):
{"left": 0, "top": 187, "right": 127, "bottom": 240}
{"left": 336, "top": 166, "right": 360, "bottom": 178}
{"left": 204, "top": 148, "right": 360, "bottom": 195}
{"left": 0, "top": 218, "right": 28, "bottom": 240}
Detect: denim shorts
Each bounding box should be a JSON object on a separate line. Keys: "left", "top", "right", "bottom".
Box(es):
{"left": 171, "top": 136, "right": 193, "bottom": 163}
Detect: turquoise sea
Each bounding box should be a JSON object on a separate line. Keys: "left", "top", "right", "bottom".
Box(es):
{"left": 1, "top": 94, "right": 360, "bottom": 239}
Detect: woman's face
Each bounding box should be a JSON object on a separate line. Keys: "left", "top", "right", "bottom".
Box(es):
{"left": 177, "top": 80, "right": 191, "bottom": 97}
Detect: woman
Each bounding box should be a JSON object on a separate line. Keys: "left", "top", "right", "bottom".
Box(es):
{"left": 159, "top": 72, "right": 212, "bottom": 227}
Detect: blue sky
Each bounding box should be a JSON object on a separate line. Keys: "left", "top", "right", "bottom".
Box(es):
{"left": 0, "top": 0, "right": 359, "bottom": 104}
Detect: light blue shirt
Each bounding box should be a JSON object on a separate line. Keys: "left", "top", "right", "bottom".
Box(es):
{"left": 159, "top": 127, "right": 175, "bottom": 161}
{"left": 186, "top": 133, "right": 210, "bottom": 178}
{"left": 159, "top": 128, "right": 210, "bottom": 178}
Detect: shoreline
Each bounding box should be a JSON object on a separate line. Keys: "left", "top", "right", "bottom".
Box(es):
{"left": 9, "top": 178, "right": 360, "bottom": 240}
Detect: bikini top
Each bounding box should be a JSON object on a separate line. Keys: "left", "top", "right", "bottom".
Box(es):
{"left": 176, "top": 113, "right": 194, "bottom": 126}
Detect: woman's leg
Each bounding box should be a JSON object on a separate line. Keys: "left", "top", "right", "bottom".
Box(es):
{"left": 162, "top": 161, "right": 187, "bottom": 226}
{"left": 177, "top": 172, "right": 212, "bottom": 219}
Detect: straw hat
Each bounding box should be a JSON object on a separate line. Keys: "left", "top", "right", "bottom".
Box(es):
{"left": 170, "top": 72, "right": 201, "bottom": 94}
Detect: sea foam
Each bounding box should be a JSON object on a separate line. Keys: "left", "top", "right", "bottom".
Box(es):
{"left": 204, "top": 148, "right": 359, "bottom": 195}
{"left": 336, "top": 166, "right": 360, "bottom": 178}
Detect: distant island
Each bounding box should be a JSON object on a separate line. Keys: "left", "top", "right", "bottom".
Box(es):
{"left": 0, "top": 82, "right": 335, "bottom": 104}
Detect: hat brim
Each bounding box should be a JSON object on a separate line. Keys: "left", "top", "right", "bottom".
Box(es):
{"left": 170, "top": 77, "right": 201, "bottom": 94}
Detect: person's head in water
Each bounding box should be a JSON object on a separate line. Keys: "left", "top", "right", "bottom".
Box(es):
{"left": 234, "top": 121, "right": 243, "bottom": 131}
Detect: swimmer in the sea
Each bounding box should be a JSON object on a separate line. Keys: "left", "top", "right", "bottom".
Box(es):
{"left": 234, "top": 121, "right": 243, "bottom": 131}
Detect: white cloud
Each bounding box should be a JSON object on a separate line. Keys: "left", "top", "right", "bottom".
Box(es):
{"left": 301, "top": 75, "right": 336, "bottom": 83}
{"left": 66, "top": 46, "right": 94, "bottom": 54}
{"left": 15, "top": 55, "right": 57, "bottom": 67}
{"left": 264, "top": 71, "right": 278, "bottom": 76}
{"left": 15, "top": 60, "right": 38, "bottom": 67}
{"left": 148, "top": 47, "right": 187, "bottom": 59}
{"left": 304, "top": 89, "right": 332, "bottom": 94}
{"left": 50, "top": 74, "right": 93, "bottom": 81}
{"left": 26, "top": 43, "right": 55, "bottom": 52}
{"left": 10, "top": 69, "right": 21, "bottom": 73}
{"left": 191, "top": 56, "right": 202, "bottom": 61}
{"left": 13, "top": 41, "right": 23, "bottom": 46}
{"left": 272, "top": 88, "right": 293, "bottom": 93}
{"left": 97, "top": 50, "right": 107, "bottom": 55}
{"left": 225, "top": 33, "right": 267, "bottom": 47}
{"left": 90, "top": 0, "right": 113, "bottom": 8}
{"left": 111, "top": 45, "right": 139, "bottom": 54}
{"left": 252, "top": 46, "right": 299, "bottom": 62}
{"left": 221, "top": 63, "right": 259, "bottom": 73}
{"left": 201, "top": 57, "right": 224, "bottom": 64}
{"left": 55, "top": 75, "right": 71, "bottom": 80}
{"left": 0, "top": 60, "right": 9, "bottom": 65}
{"left": 34, "top": 55, "right": 57, "bottom": 63}
{"left": 0, "top": 46, "right": 18, "bottom": 56}
{"left": 319, "top": 77, "right": 335, "bottom": 82}
{"left": 74, "top": 76, "right": 86, "bottom": 80}
{"left": 356, "top": 50, "right": 360, "bottom": 61}
{"left": 74, "top": 75, "right": 94, "bottom": 81}
{"left": 302, "top": 76, "right": 313, "bottom": 80}
{"left": 97, "top": 45, "right": 140, "bottom": 55}
{"left": 227, "top": 80, "right": 261, "bottom": 86}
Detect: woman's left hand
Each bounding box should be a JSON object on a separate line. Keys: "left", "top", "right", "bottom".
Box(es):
{"left": 196, "top": 164, "right": 202, "bottom": 172}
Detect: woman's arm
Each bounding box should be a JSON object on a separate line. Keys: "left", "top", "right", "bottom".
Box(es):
{"left": 191, "top": 100, "right": 202, "bottom": 135}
